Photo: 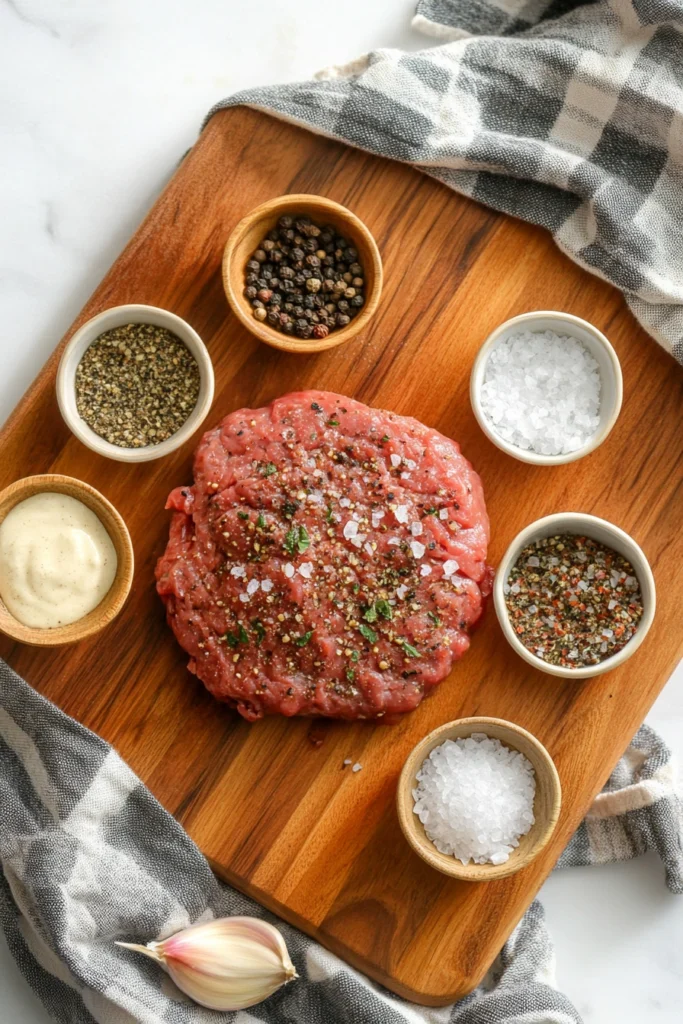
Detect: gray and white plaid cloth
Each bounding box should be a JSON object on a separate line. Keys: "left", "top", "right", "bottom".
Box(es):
{"left": 207, "top": 0, "right": 683, "bottom": 364}
{"left": 3, "top": 3, "right": 683, "bottom": 1022}
{"left": 1, "top": 658, "right": 681, "bottom": 1023}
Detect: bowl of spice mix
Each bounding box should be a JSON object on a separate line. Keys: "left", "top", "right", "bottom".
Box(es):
{"left": 397, "top": 717, "right": 561, "bottom": 881}
{"left": 470, "top": 311, "right": 623, "bottom": 465}
{"left": 56, "top": 304, "right": 214, "bottom": 462}
{"left": 222, "top": 194, "right": 383, "bottom": 353}
{"left": 494, "top": 513, "right": 656, "bottom": 678}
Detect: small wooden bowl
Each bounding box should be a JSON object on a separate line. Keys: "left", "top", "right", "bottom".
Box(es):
{"left": 0, "top": 475, "right": 134, "bottom": 646}
{"left": 397, "top": 717, "right": 562, "bottom": 882}
{"left": 222, "top": 194, "right": 383, "bottom": 353}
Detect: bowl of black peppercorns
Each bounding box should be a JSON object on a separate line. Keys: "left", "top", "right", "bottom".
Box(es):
{"left": 222, "top": 194, "right": 383, "bottom": 353}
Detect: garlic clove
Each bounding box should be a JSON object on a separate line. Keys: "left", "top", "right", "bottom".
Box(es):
{"left": 116, "top": 916, "right": 297, "bottom": 1012}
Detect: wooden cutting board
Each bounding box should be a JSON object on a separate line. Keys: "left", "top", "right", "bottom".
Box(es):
{"left": 1, "top": 107, "right": 681, "bottom": 1005}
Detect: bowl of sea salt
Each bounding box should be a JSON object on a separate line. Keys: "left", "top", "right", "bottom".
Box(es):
{"left": 470, "top": 311, "right": 622, "bottom": 465}
{"left": 397, "top": 717, "right": 561, "bottom": 881}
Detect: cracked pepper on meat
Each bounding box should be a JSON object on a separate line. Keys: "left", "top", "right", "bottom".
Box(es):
{"left": 155, "top": 391, "right": 491, "bottom": 721}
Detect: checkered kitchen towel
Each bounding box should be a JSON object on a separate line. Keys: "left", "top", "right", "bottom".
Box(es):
{"left": 207, "top": 0, "right": 683, "bottom": 364}
{"left": 1, "top": 656, "right": 681, "bottom": 1023}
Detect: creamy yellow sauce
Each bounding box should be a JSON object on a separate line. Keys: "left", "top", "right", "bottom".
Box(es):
{"left": 0, "top": 492, "right": 117, "bottom": 628}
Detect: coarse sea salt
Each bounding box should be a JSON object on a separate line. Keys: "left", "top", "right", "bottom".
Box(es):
{"left": 480, "top": 329, "right": 601, "bottom": 456}
{"left": 413, "top": 734, "right": 536, "bottom": 866}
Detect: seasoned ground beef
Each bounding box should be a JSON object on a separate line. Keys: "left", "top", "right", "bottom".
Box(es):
{"left": 155, "top": 391, "right": 491, "bottom": 721}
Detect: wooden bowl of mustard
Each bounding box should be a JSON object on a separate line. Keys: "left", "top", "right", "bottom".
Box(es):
{"left": 0, "top": 474, "right": 134, "bottom": 646}
{"left": 222, "top": 194, "right": 383, "bottom": 354}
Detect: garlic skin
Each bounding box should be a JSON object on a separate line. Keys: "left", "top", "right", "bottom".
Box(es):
{"left": 116, "top": 916, "right": 298, "bottom": 1011}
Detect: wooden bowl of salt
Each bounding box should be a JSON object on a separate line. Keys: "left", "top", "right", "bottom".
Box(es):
{"left": 397, "top": 717, "right": 562, "bottom": 882}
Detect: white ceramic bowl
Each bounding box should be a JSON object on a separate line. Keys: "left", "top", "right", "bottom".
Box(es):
{"left": 470, "top": 311, "right": 623, "bottom": 466}
{"left": 56, "top": 304, "right": 214, "bottom": 463}
{"left": 494, "top": 513, "right": 656, "bottom": 679}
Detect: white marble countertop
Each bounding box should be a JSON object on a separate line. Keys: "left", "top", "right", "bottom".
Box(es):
{"left": 0, "top": 2, "right": 681, "bottom": 1020}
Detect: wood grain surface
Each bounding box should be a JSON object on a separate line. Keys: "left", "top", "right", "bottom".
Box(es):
{"left": 0, "top": 107, "right": 681, "bottom": 1005}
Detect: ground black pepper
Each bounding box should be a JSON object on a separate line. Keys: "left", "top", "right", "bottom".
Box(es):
{"left": 505, "top": 534, "right": 644, "bottom": 667}
{"left": 75, "top": 323, "right": 200, "bottom": 448}
{"left": 244, "top": 214, "right": 365, "bottom": 339}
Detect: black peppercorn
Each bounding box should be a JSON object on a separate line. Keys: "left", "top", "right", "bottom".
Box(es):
{"left": 243, "top": 212, "right": 366, "bottom": 341}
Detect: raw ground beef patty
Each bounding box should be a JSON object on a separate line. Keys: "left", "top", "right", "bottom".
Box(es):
{"left": 156, "top": 391, "right": 491, "bottom": 721}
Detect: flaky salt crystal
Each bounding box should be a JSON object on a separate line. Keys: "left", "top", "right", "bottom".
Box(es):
{"left": 343, "top": 520, "right": 358, "bottom": 539}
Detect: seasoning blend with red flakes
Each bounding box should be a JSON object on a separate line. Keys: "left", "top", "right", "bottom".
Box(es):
{"left": 504, "top": 534, "right": 644, "bottom": 668}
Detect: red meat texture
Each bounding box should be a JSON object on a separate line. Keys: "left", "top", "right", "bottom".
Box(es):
{"left": 156, "top": 391, "right": 491, "bottom": 721}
